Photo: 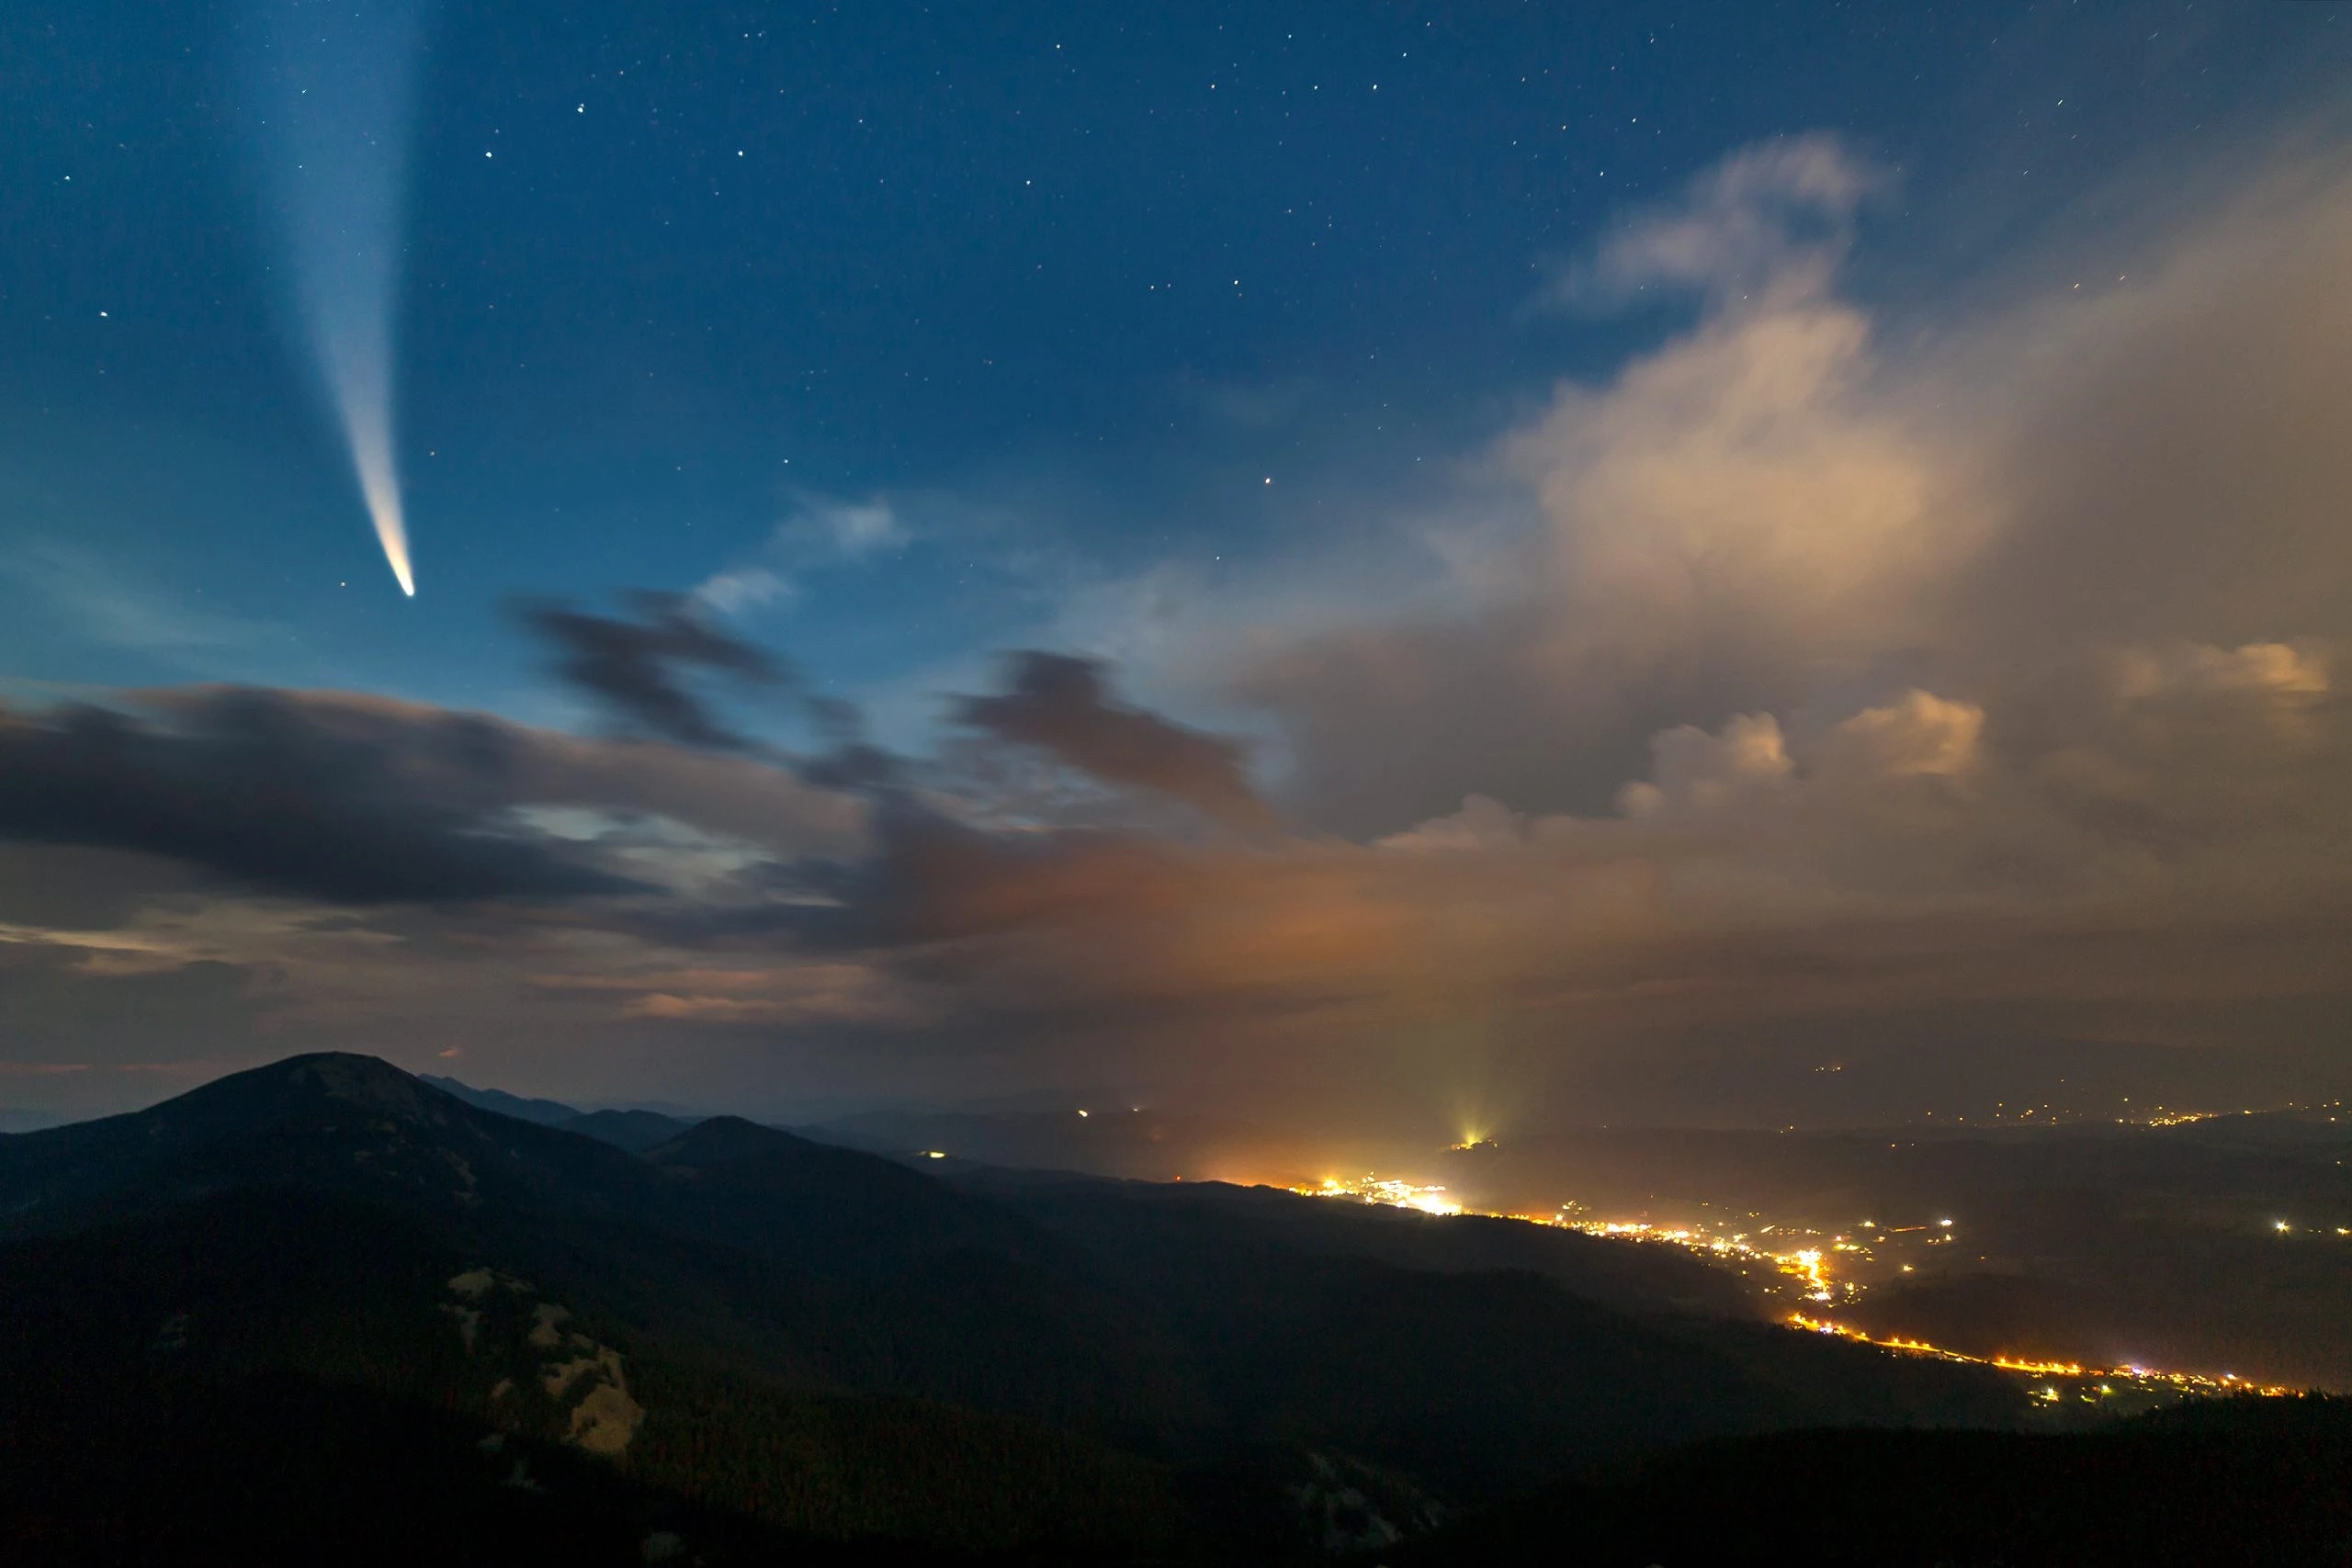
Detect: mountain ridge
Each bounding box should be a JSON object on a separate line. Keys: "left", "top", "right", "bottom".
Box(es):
{"left": 0, "top": 1051, "right": 2042, "bottom": 1558}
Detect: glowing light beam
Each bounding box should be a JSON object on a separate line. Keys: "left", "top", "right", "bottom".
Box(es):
{"left": 255, "top": 0, "right": 428, "bottom": 596}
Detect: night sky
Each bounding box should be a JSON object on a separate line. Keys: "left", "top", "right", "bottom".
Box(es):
{"left": 3, "top": 1, "right": 2349, "bottom": 1137}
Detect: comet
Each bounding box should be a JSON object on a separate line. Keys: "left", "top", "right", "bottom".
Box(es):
{"left": 254, "top": 0, "right": 429, "bottom": 596}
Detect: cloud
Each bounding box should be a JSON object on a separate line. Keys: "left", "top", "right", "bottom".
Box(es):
{"left": 1230, "top": 135, "right": 2352, "bottom": 846}
{"left": 1238, "top": 143, "right": 1954, "bottom": 833}
{"left": 692, "top": 566, "right": 797, "bottom": 618}
{"left": 0, "top": 691, "right": 637, "bottom": 904}
{"left": 1821, "top": 691, "right": 1984, "bottom": 781}
{"left": 1618, "top": 713, "right": 1795, "bottom": 819}
{"left": 518, "top": 592, "right": 785, "bottom": 750}
{"left": 7, "top": 134, "right": 2352, "bottom": 1128}
{"left": 691, "top": 495, "right": 906, "bottom": 618}
{"left": 805, "top": 498, "right": 904, "bottom": 558}
{"left": 2110, "top": 641, "right": 2329, "bottom": 701}
{"left": 718, "top": 656, "right": 2348, "bottom": 1118}
{"left": 529, "top": 961, "right": 920, "bottom": 1027}
{"left": 0, "top": 684, "right": 869, "bottom": 914}
{"left": 1546, "top": 132, "right": 1887, "bottom": 312}
{"left": 1938, "top": 159, "right": 2352, "bottom": 671}
{"left": 4, "top": 544, "right": 292, "bottom": 660}
{"left": 0, "top": 942, "right": 259, "bottom": 1069}
{"left": 546, "top": 136, "right": 2346, "bottom": 1105}
{"left": 953, "top": 652, "right": 1276, "bottom": 832}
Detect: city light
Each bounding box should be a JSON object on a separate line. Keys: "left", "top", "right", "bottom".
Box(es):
{"left": 1303, "top": 1173, "right": 1462, "bottom": 1216}
{"left": 1788, "top": 1314, "right": 2292, "bottom": 1397}
{"left": 1287, "top": 1172, "right": 2285, "bottom": 1398}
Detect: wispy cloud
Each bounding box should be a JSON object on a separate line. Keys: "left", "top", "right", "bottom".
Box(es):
{"left": 4, "top": 544, "right": 292, "bottom": 663}
{"left": 692, "top": 494, "right": 909, "bottom": 618}
{"left": 1541, "top": 132, "right": 1889, "bottom": 314}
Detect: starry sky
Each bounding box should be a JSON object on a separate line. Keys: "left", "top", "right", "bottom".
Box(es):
{"left": 3, "top": 1, "right": 2349, "bottom": 1135}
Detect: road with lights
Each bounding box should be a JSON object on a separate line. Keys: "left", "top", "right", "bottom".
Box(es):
{"left": 1290, "top": 1171, "right": 2300, "bottom": 1402}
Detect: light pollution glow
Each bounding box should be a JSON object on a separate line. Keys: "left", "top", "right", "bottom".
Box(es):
{"left": 1295, "top": 1174, "right": 2295, "bottom": 1398}
{"left": 258, "top": 0, "right": 427, "bottom": 597}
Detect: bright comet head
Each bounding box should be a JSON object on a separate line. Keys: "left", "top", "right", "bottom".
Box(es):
{"left": 345, "top": 389, "right": 414, "bottom": 595}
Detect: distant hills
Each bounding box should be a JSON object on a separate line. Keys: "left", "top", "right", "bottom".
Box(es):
{"left": 417, "top": 1072, "right": 585, "bottom": 1127}
{"left": 3, "top": 1053, "right": 2344, "bottom": 1562}
{"left": 420, "top": 1072, "right": 707, "bottom": 1153}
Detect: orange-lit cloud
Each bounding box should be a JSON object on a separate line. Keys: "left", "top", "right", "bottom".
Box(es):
{"left": 3, "top": 135, "right": 2349, "bottom": 1126}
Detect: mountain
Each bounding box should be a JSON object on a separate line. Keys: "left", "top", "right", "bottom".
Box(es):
{"left": 0, "top": 1052, "right": 2055, "bottom": 1562}
{"left": 1, "top": 1053, "right": 654, "bottom": 1237}
{"left": 963, "top": 1167, "right": 1758, "bottom": 1320}
{"left": 1395, "top": 1397, "right": 2352, "bottom": 1568}
{"left": 421, "top": 1072, "right": 707, "bottom": 1154}
{"left": 0, "top": 1055, "right": 1186, "bottom": 1559}
{"left": 419, "top": 1071, "right": 581, "bottom": 1126}
{"left": 563, "top": 1107, "right": 697, "bottom": 1152}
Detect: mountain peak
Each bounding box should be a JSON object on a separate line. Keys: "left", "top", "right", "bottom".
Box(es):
{"left": 269, "top": 1053, "right": 436, "bottom": 1116}
{"left": 0, "top": 1053, "right": 499, "bottom": 1236}
{"left": 104, "top": 1051, "right": 465, "bottom": 1148}
{"left": 643, "top": 1114, "right": 801, "bottom": 1168}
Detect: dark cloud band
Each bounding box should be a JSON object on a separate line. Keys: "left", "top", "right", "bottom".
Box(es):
{"left": 956, "top": 651, "right": 1275, "bottom": 832}
{"left": 0, "top": 691, "right": 636, "bottom": 904}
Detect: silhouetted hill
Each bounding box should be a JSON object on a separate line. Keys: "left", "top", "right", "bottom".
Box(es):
{"left": 637, "top": 1114, "right": 1066, "bottom": 1274}
{"left": 563, "top": 1106, "right": 697, "bottom": 1152}
{"left": 967, "top": 1168, "right": 1757, "bottom": 1320}
{"left": 422, "top": 1074, "right": 712, "bottom": 1154}
{"left": 1392, "top": 1397, "right": 2352, "bottom": 1567}
{"left": 0, "top": 1052, "right": 2069, "bottom": 1560}
{"left": 420, "top": 1071, "right": 581, "bottom": 1126}
{"left": 0, "top": 1185, "right": 1155, "bottom": 1564}
{"left": 0, "top": 1052, "right": 654, "bottom": 1237}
